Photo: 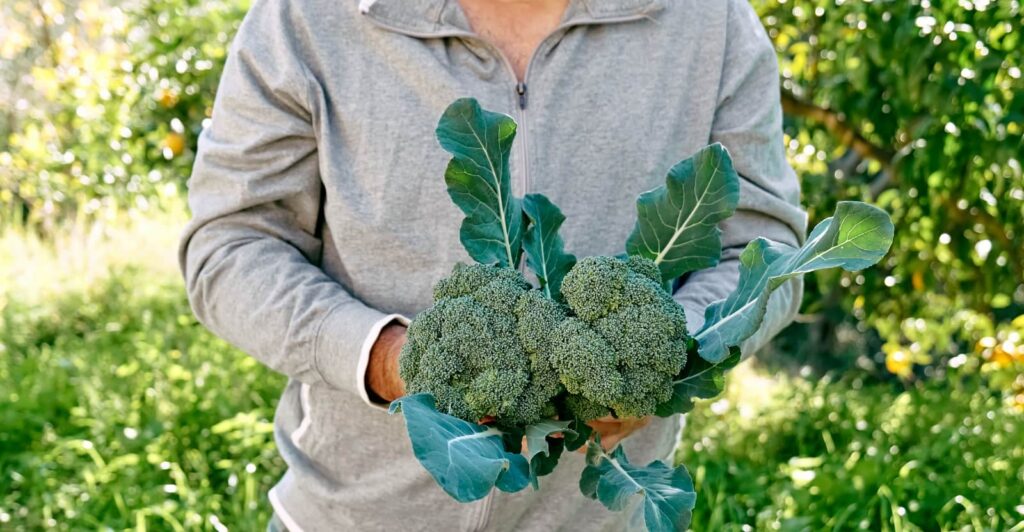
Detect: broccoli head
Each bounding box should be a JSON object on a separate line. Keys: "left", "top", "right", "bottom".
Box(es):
{"left": 550, "top": 255, "right": 689, "bottom": 420}
{"left": 399, "top": 263, "right": 567, "bottom": 427}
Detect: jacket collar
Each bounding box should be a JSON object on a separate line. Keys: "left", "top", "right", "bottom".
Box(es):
{"left": 359, "top": 0, "right": 663, "bottom": 38}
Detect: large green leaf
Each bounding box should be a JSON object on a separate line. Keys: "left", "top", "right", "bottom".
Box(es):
{"left": 655, "top": 347, "right": 741, "bottom": 417}
{"left": 626, "top": 143, "right": 740, "bottom": 284}
{"left": 580, "top": 442, "right": 696, "bottom": 532}
{"left": 389, "top": 394, "right": 530, "bottom": 502}
{"left": 524, "top": 419, "right": 575, "bottom": 487}
{"left": 695, "top": 201, "right": 894, "bottom": 362}
{"left": 436, "top": 98, "right": 524, "bottom": 268}
{"left": 522, "top": 194, "right": 577, "bottom": 300}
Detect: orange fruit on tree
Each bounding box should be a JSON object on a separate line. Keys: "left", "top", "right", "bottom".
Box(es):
{"left": 156, "top": 88, "right": 179, "bottom": 108}
{"left": 162, "top": 133, "right": 186, "bottom": 157}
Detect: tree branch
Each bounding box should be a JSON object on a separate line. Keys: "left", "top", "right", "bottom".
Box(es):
{"left": 781, "top": 89, "right": 896, "bottom": 166}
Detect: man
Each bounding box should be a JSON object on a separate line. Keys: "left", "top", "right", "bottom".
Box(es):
{"left": 179, "top": 0, "right": 807, "bottom": 529}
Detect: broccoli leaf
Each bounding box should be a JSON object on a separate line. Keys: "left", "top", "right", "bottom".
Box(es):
{"left": 436, "top": 98, "right": 524, "bottom": 268}
{"left": 389, "top": 393, "right": 530, "bottom": 502}
{"left": 655, "top": 346, "right": 741, "bottom": 417}
{"left": 580, "top": 442, "right": 696, "bottom": 532}
{"left": 695, "top": 201, "right": 894, "bottom": 362}
{"left": 522, "top": 194, "right": 577, "bottom": 300}
{"left": 625, "top": 143, "right": 740, "bottom": 285}
{"left": 562, "top": 418, "right": 593, "bottom": 452}
{"left": 524, "top": 419, "right": 575, "bottom": 487}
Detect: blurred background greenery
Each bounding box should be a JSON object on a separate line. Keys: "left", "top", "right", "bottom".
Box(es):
{"left": 1, "top": 0, "right": 1021, "bottom": 530}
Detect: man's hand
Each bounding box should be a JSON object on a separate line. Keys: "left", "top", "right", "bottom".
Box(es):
{"left": 366, "top": 322, "right": 407, "bottom": 403}
{"left": 586, "top": 415, "right": 651, "bottom": 451}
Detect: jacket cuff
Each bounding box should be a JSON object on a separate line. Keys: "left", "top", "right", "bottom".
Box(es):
{"left": 355, "top": 314, "right": 411, "bottom": 409}
{"left": 313, "top": 302, "right": 391, "bottom": 394}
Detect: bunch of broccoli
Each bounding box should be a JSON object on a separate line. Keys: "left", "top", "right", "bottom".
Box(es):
{"left": 399, "top": 255, "right": 689, "bottom": 427}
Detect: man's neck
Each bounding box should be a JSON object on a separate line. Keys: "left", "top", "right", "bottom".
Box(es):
{"left": 458, "top": 0, "right": 570, "bottom": 80}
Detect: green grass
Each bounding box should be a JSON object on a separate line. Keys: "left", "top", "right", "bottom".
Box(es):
{"left": 1, "top": 219, "right": 1022, "bottom": 530}
{"left": 1, "top": 213, "right": 285, "bottom": 529}
{"left": 679, "top": 368, "right": 1024, "bottom": 531}
{"left": 0, "top": 269, "right": 285, "bottom": 529}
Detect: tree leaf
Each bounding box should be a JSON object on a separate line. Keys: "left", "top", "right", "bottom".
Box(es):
{"left": 522, "top": 194, "right": 577, "bottom": 299}
{"left": 389, "top": 393, "right": 530, "bottom": 502}
{"left": 695, "top": 201, "right": 894, "bottom": 362}
{"left": 654, "top": 346, "right": 742, "bottom": 417}
{"left": 626, "top": 143, "right": 740, "bottom": 284}
{"left": 436, "top": 98, "right": 524, "bottom": 268}
{"left": 524, "top": 419, "right": 575, "bottom": 487}
{"left": 580, "top": 442, "right": 696, "bottom": 532}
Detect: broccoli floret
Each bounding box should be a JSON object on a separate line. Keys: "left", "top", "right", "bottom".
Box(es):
{"left": 400, "top": 264, "right": 567, "bottom": 427}
{"left": 549, "top": 318, "right": 623, "bottom": 404}
{"left": 552, "top": 256, "right": 689, "bottom": 420}
{"left": 564, "top": 394, "right": 611, "bottom": 422}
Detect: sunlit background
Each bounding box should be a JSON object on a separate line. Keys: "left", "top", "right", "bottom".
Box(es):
{"left": 1, "top": 0, "right": 1022, "bottom": 529}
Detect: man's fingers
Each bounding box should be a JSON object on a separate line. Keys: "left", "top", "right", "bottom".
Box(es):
{"left": 601, "top": 435, "right": 622, "bottom": 451}
{"left": 586, "top": 422, "right": 618, "bottom": 433}
{"left": 579, "top": 415, "right": 653, "bottom": 452}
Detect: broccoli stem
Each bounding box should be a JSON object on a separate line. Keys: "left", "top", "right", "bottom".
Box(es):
{"left": 448, "top": 426, "right": 507, "bottom": 446}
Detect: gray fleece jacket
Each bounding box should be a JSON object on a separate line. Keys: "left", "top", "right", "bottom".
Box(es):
{"left": 179, "top": 0, "right": 807, "bottom": 530}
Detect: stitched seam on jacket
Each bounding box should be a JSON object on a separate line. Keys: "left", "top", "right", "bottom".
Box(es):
{"left": 310, "top": 299, "right": 355, "bottom": 388}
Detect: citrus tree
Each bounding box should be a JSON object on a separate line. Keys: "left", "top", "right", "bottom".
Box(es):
{"left": 0, "top": 0, "right": 247, "bottom": 230}
{"left": 755, "top": 0, "right": 1024, "bottom": 383}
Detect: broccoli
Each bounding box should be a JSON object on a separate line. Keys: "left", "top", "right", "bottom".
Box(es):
{"left": 399, "top": 263, "right": 566, "bottom": 427}
{"left": 389, "top": 102, "right": 895, "bottom": 530}
{"left": 550, "top": 255, "right": 689, "bottom": 420}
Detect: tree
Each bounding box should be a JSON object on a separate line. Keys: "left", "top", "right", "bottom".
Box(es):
{"left": 754, "top": 0, "right": 1023, "bottom": 374}
{"left": 0, "top": 0, "right": 248, "bottom": 231}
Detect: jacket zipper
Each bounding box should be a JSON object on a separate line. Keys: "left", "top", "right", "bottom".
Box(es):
{"left": 515, "top": 81, "right": 530, "bottom": 198}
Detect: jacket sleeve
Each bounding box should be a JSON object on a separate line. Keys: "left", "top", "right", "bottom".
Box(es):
{"left": 178, "top": 0, "right": 388, "bottom": 397}
{"left": 673, "top": 0, "right": 808, "bottom": 355}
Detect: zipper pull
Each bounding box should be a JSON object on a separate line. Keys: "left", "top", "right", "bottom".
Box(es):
{"left": 516, "top": 82, "right": 528, "bottom": 110}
